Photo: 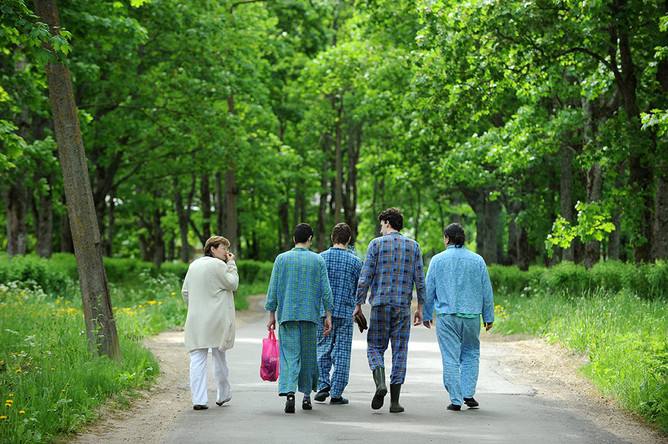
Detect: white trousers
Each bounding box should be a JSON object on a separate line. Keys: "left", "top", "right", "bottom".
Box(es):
{"left": 189, "top": 348, "right": 231, "bottom": 406}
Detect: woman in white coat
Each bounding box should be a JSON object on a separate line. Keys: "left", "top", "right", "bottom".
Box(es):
{"left": 182, "top": 235, "right": 239, "bottom": 410}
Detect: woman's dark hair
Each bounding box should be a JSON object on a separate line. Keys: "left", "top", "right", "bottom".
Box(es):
{"left": 378, "top": 207, "right": 403, "bottom": 231}
{"left": 444, "top": 223, "right": 465, "bottom": 247}
{"left": 331, "top": 223, "right": 352, "bottom": 245}
{"left": 294, "top": 223, "right": 314, "bottom": 244}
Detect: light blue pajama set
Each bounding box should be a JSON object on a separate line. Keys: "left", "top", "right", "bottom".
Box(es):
{"left": 422, "top": 245, "right": 494, "bottom": 406}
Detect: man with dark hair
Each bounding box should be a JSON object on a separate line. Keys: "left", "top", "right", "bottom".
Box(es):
{"left": 422, "top": 222, "right": 495, "bottom": 412}
{"left": 265, "top": 223, "right": 334, "bottom": 413}
{"left": 354, "top": 207, "right": 426, "bottom": 413}
{"left": 314, "top": 223, "right": 363, "bottom": 405}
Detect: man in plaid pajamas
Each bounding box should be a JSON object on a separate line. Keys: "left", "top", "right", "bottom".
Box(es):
{"left": 265, "top": 223, "right": 333, "bottom": 414}
{"left": 314, "top": 223, "right": 363, "bottom": 405}
{"left": 354, "top": 208, "right": 426, "bottom": 413}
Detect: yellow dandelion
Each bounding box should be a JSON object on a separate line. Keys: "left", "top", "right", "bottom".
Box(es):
{"left": 19, "top": 410, "right": 25, "bottom": 415}
{"left": 15, "top": 368, "right": 22, "bottom": 374}
{"left": 8, "top": 393, "right": 13, "bottom": 398}
{"left": 147, "top": 300, "right": 158, "bottom": 305}
{"left": 0, "top": 415, "right": 7, "bottom": 420}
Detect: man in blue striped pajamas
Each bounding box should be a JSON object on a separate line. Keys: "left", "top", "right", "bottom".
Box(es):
{"left": 422, "top": 223, "right": 494, "bottom": 412}
{"left": 265, "top": 223, "right": 333, "bottom": 414}
{"left": 314, "top": 223, "right": 363, "bottom": 405}
{"left": 354, "top": 208, "right": 426, "bottom": 413}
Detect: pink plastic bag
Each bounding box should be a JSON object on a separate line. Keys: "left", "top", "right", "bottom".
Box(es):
{"left": 260, "top": 329, "right": 280, "bottom": 381}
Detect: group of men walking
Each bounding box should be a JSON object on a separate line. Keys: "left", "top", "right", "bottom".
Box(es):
{"left": 264, "top": 207, "right": 495, "bottom": 414}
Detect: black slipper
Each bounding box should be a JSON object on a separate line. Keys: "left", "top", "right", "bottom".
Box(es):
{"left": 302, "top": 397, "right": 312, "bottom": 410}
{"left": 314, "top": 387, "right": 330, "bottom": 402}
{"left": 285, "top": 393, "right": 295, "bottom": 414}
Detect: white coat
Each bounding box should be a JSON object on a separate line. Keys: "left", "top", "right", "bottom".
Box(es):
{"left": 182, "top": 256, "right": 239, "bottom": 352}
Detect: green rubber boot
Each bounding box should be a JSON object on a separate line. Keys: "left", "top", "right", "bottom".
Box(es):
{"left": 389, "top": 384, "right": 404, "bottom": 413}
{"left": 371, "top": 367, "right": 387, "bottom": 410}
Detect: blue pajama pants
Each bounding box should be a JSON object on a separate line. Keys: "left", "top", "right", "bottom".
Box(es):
{"left": 316, "top": 316, "right": 353, "bottom": 398}
{"left": 278, "top": 321, "right": 318, "bottom": 396}
{"left": 436, "top": 314, "right": 481, "bottom": 406}
{"left": 367, "top": 304, "right": 411, "bottom": 384}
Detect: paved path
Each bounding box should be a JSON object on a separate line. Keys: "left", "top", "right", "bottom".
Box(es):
{"left": 163, "top": 307, "right": 628, "bottom": 444}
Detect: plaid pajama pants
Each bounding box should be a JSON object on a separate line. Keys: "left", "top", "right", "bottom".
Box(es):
{"left": 278, "top": 321, "right": 318, "bottom": 396}
{"left": 367, "top": 304, "right": 411, "bottom": 384}
{"left": 316, "top": 316, "right": 353, "bottom": 398}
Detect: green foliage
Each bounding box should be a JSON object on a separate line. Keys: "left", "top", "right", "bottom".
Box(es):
{"left": 546, "top": 201, "right": 616, "bottom": 256}
{"left": 0, "top": 254, "right": 73, "bottom": 296}
{"left": 489, "top": 261, "right": 668, "bottom": 301}
{"left": 495, "top": 289, "right": 668, "bottom": 431}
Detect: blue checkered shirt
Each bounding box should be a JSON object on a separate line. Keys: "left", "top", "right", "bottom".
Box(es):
{"left": 320, "top": 247, "right": 363, "bottom": 318}
{"left": 265, "top": 247, "right": 334, "bottom": 324}
{"left": 356, "top": 232, "right": 426, "bottom": 307}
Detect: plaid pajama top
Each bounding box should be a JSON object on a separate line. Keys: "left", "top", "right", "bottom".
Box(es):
{"left": 320, "top": 247, "right": 363, "bottom": 318}
{"left": 265, "top": 247, "right": 334, "bottom": 324}
{"left": 356, "top": 232, "right": 426, "bottom": 307}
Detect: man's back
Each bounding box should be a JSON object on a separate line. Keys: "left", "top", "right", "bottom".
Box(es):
{"left": 265, "top": 247, "right": 333, "bottom": 323}
{"left": 357, "top": 232, "right": 425, "bottom": 307}
{"left": 426, "top": 246, "right": 494, "bottom": 320}
{"left": 321, "top": 247, "right": 362, "bottom": 318}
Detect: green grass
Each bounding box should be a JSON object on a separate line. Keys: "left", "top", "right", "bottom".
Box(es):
{"left": 495, "top": 288, "right": 668, "bottom": 432}
{"left": 0, "top": 285, "right": 159, "bottom": 443}
{"left": 0, "top": 265, "right": 269, "bottom": 443}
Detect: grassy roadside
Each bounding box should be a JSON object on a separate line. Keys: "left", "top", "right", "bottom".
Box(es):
{"left": 0, "top": 272, "right": 268, "bottom": 443}
{"left": 494, "top": 288, "right": 668, "bottom": 432}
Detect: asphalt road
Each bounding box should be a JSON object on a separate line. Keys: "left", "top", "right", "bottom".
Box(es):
{"left": 163, "top": 308, "right": 627, "bottom": 444}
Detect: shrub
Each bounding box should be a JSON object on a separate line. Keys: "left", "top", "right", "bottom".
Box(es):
{"left": 0, "top": 255, "right": 72, "bottom": 296}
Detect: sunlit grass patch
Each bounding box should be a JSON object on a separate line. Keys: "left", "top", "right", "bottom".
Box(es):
{"left": 495, "top": 288, "right": 668, "bottom": 432}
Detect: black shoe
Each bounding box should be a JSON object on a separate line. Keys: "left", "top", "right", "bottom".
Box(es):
{"left": 193, "top": 404, "right": 208, "bottom": 410}
{"left": 216, "top": 397, "right": 231, "bottom": 406}
{"left": 464, "top": 397, "right": 479, "bottom": 408}
{"left": 330, "top": 396, "right": 349, "bottom": 405}
{"left": 446, "top": 403, "right": 461, "bottom": 411}
{"left": 302, "top": 397, "right": 312, "bottom": 410}
{"left": 371, "top": 367, "right": 387, "bottom": 410}
{"left": 284, "top": 393, "right": 295, "bottom": 414}
{"left": 389, "top": 384, "right": 404, "bottom": 413}
{"left": 314, "top": 387, "right": 330, "bottom": 402}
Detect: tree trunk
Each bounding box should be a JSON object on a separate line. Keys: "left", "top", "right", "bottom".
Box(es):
{"left": 105, "top": 187, "right": 115, "bottom": 256}
{"left": 560, "top": 145, "right": 575, "bottom": 261}
{"left": 174, "top": 184, "right": 187, "bottom": 261}
{"left": 584, "top": 163, "right": 603, "bottom": 268}
{"left": 200, "top": 173, "right": 211, "bottom": 241}
{"left": 59, "top": 196, "right": 74, "bottom": 253}
{"left": 151, "top": 207, "right": 165, "bottom": 267}
{"left": 34, "top": 174, "right": 54, "bottom": 258}
{"left": 517, "top": 226, "right": 531, "bottom": 271}
{"left": 333, "top": 96, "right": 343, "bottom": 223}
{"left": 611, "top": 1, "right": 653, "bottom": 261}
{"left": 278, "top": 198, "right": 290, "bottom": 250}
{"left": 652, "top": 57, "right": 668, "bottom": 259}
{"left": 34, "top": 0, "right": 119, "bottom": 359}
{"left": 215, "top": 171, "right": 224, "bottom": 235}
{"left": 414, "top": 187, "right": 421, "bottom": 242}
{"left": 316, "top": 134, "right": 331, "bottom": 251}
{"left": 654, "top": 161, "right": 668, "bottom": 259}
{"left": 5, "top": 180, "right": 28, "bottom": 256}
{"left": 224, "top": 167, "right": 238, "bottom": 253}
{"left": 463, "top": 189, "right": 500, "bottom": 264}
{"left": 583, "top": 98, "right": 603, "bottom": 268}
